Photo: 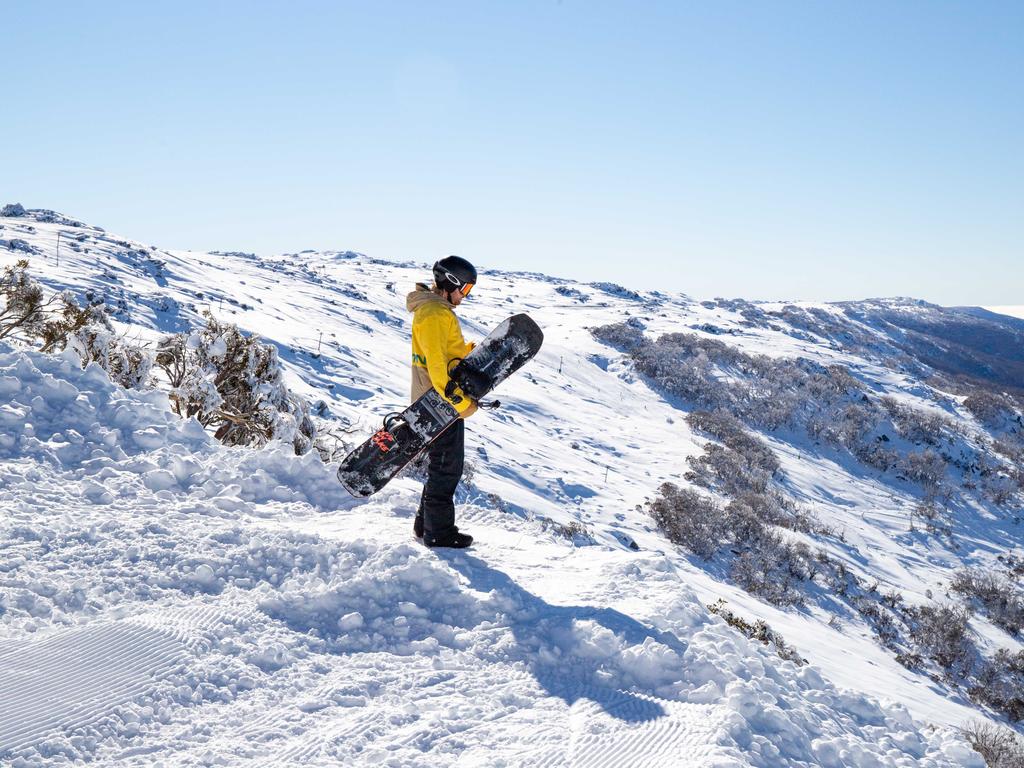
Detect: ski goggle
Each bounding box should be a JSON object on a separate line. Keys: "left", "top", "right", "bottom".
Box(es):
{"left": 459, "top": 282, "right": 475, "bottom": 297}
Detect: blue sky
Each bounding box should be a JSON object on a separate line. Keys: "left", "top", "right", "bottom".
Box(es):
{"left": 3, "top": 1, "right": 1021, "bottom": 304}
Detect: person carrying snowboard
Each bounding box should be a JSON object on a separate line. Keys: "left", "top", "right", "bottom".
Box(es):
{"left": 406, "top": 256, "right": 478, "bottom": 548}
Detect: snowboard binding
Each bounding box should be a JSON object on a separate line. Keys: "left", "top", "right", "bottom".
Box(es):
{"left": 446, "top": 357, "right": 494, "bottom": 403}
{"left": 371, "top": 413, "right": 411, "bottom": 453}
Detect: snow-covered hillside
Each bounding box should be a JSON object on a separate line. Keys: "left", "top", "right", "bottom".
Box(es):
{"left": 1, "top": 204, "right": 1021, "bottom": 766}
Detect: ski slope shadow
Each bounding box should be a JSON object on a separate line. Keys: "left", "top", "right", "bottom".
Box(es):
{"left": 441, "top": 552, "right": 685, "bottom": 724}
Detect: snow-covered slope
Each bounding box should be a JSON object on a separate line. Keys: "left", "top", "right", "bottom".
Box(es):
{"left": 1, "top": 205, "right": 1018, "bottom": 765}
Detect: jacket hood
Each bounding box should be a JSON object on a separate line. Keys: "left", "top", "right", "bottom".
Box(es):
{"left": 406, "top": 283, "right": 452, "bottom": 312}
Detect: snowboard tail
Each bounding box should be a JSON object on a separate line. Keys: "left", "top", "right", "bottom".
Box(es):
{"left": 338, "top": 389, "right": 459, "bottom": 497}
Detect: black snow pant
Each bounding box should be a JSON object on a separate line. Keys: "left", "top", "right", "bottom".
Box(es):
{"left": 419, "top": 419, "right": 465, "bottom": 539}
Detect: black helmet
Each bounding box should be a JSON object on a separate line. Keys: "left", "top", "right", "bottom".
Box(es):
{"left": 433, "top": 255, "right": 477, "bottom": 294}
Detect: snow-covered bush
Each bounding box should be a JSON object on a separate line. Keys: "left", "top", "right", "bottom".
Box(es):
{"left": 592, "top": 324, "right": 874, "bottom": 436}
{"left": 36, "top": 292, "right": 152, "bottom": 389}
{"left": 821, "top": 402, "right": 884, "bottom": 461}
{"left": 899, "top": 449, "right": 948, "bottom": 500}
{"left": 0, "top": 259, "right": 48, "bottom": 341}
{"left": 649, "top": 474, "right": 819, "bottom": 606}
{"left": 683, "top": 410, "right": 823, "bottom": 536}
{"left": 982, "top": 473, "right": 1018, "bottom": 506}
{"left": 156, "top": 313, "right": 315, "bottom": 454}
{"left": 722, "top": 495, "right": 771, "bottom": 543}
{"left": 554, "top": 285, "right": 589, "bottom": 302}
{"left": 951, "top": 569, "right": 1024, "bottom": 636}
{"left": 646, "top": 483, "right": 725, "bottom": 559}
{"left": 881, "top": 396, "right": 959, "bottom": 446}
{"left": 3, "top": 260, "right": 151, "bottom": 388}
{"left": 726, "top": 490, "right": 813, "bottom": 533}
{"left": 994, "top": 436, "right": 1024, "bottom": 466}
{"left": 590, "top": 319, "right": 648, "bottom": 353}
{"left": 686, "top": 410, "right": 779, "bottom": 474}
{"left": 593, "top": 326, "right": 1007, "bottom": 507}
{"left": 2, "top": 237, "right": 40, "bottom": 254}
{"left": 1, "top": 202, "right": 26, "bottom": 217}
{"left": 687, "top": 443, "right": 775, "bottom": 496}
{"left": 633, "top": 337, "right": 734, "bottom": 412}
{"left": 590, "top": 281, "right": 642, "bottom": 301}
{"left": 993, "top": 438, "right": 1024, "bottom": 496}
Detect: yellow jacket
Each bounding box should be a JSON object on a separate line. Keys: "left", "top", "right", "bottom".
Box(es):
{"left": 406, "top": 283, "right": 477, "bottom": 418}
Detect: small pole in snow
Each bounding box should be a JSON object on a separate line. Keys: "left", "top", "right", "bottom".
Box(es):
{"left": 219, "top": 296, "right": 224, "bottom": 313}
{"left": 317, "top": 330, "right": 323, "bottom": 354}
{"left": 604, "top": 465, "right": 609, "bottom": 483}
{"left": 56, "top": 231, "right": 61, "bottom": 267}
{"left": 558, "top": 356, "right": 563, "bottom": 374}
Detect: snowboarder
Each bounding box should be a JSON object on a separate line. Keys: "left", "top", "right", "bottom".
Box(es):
{"left": 406, "top": 256, "right": 478, "bottom": 548}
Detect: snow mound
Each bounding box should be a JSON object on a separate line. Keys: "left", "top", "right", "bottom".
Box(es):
{"left": 0, "top": 344, "right": 353, "bottom": 512}
{"left": 0, "top": 343, "right": 983, "bottom": 765}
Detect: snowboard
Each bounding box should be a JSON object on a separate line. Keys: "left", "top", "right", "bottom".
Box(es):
{"left": 338, "top": 313, "right": 544, "bottom": 497}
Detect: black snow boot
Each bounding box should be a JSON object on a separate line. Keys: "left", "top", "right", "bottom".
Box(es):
{"left": 424, "top": 530, "right": 474, "bottom": 549}
{"left": 414, "top": 513, "right": 424, "bottom": 539}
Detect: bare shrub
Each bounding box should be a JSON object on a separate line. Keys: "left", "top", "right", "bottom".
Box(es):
{"left": 727, "top": 490, "right": 797, "bottom": 529}
{"left": 686, "top": 443, "right": 774, "bottom": 496}
{"left": 591, "top": 327, "right": 899, "bottom": 464}
{"left": 983, "top": 474, "right": 1018, "bottom": 507}
{"left": 952, "top": 569, "right": 1024, "bottom": 635}
{"left": 965, "top": 389, "right": 1020, "bottom": 428}
{"left": 962, "top": 720, "right": 1024, "bottom": 767}
{"left": 900, "top": 449, "right": 947, "bottom": 498}
{"left": 686, "top": 410, "right": 779, "bottom": 473}
{"left": 590, "top": 320, "right": 648, "bottom": 353}
{"left": 831, "top": 402, "right": 880, "bottom": 449}
{"left": 685, "top": 411, "right": 782, "bottom": 500}
{"left": 312, "top": 423, "right": 357, "bottom": 464}
{"left": 971, "top": 651, "right": 1024, "bottom": 723}
{"left": 541, "top": 518, "right": 595, "bottom": 544}
{"left": 907, "top": 603, "right": 973, "bottom": 673}
{"left": 707, "top": 599, "right": 806, "bottom": 665}
{"left": 731, "top": 532, "right": 814, "bottom": 607}
{"left": 634, "top": 344, "right": 732, "bottom": 410}
{"left": 994, "top": 436, "right": 1024, "bottom": 466}
{"left": 646, "top": 483, "right": 725, "bottom": 559}
{"left": 881, "top": 396, "right": 958, "bottom": 446}
{"left": 723, "top": 495, "right": 770, "bottom": 543}
{"left": 852, "top": 595, "right": 900, "bottom": 648}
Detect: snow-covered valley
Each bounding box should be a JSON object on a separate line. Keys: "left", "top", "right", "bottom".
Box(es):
{"left": 2, "top": 205, "right": 1022, "bottom": 766}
